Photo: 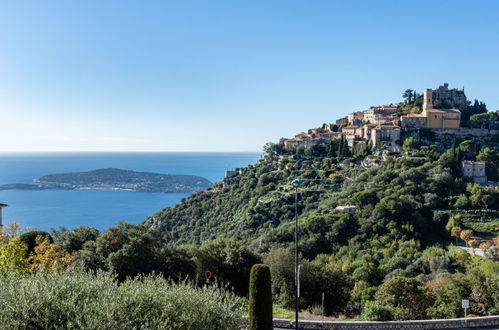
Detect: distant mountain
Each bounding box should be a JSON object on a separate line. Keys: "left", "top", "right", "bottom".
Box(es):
{"left": 0, "top": 168, "right": 212, "bottom": 193}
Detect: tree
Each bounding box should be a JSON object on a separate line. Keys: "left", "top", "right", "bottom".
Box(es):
{"left": 19, "top": 231, "right": 53, "bottom": 257}
{"left": 427, "top": 274, "right": 470, "bottom": 318}
{"left": 460, "top": 229, "right": 474, "bottom": 247}
{"left": 51, "top": 226, "right": 99, "bottom": 253}
{"left": 451, "top": 227, "right": 462, "bottom": 245}
{"left": 480, "top": 241, "right": 493, "bottom": 250}
{"left": 264, "top": 248, "right": 294, "bottom": 307}
{"left": 375, "top": 277, "right": 431, "bottom": 320}
{"left": 403, "top": 137, "right": 420, "bottom": 151}
{"left": 27, "top": 236, "right": 73, "bottom": 272}
{"left": 248, "top": 264, "right": 273, "bottom": 330}
{"left": 194, "top": 238, "right": 260, "bottom": 296}
{"left": 477, "top": 147, "right": 499, "bottom": 165}
{"left": 107, "top": 225, "right": 165, "bottom": 281}
{"left": 403, "top": 89, "right": 415, "bottom": 104}
{"left": 469, "top": 239, "right": 480, "bottom": 252}
{"left": 0, "top": 225, "right": 28, "bottom": 274}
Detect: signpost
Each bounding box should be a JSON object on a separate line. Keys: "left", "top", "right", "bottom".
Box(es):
{"left": 462, "top": 299, "right": 469, "bottom": 320}
{"left": 205, "top": 270, "right": 212, "bottom": 284}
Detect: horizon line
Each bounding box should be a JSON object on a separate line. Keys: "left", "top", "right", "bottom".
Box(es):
{"left": 0, "top": 150, "right": 262, "bottom": 153}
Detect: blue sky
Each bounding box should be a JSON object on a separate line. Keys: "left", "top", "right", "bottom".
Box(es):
{"left": 1, "top": 0, "right": 498, "bottom": 151}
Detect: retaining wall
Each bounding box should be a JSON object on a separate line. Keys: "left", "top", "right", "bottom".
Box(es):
{"left": 272, "top": 315, "right": 499, "bottom": 329}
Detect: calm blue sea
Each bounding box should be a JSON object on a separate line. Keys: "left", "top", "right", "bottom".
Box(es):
{"left": 0, "top": 152, "right": 261, "bottom": 231}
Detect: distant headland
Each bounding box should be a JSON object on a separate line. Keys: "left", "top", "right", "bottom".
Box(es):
{"left": 0, "top": 168, "right": 212, "bottom": 193}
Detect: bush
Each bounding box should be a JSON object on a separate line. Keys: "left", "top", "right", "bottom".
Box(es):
{"left": 360, "top": 304, "right": 394, "bottom": 321}
{"left": 19, "top": 231, "right": 53, "bottom": 257}
{"left": 248, "top": 264, "right": 273, "bottom": 330}
{"left": 0, "top": 271, "right": 243, "bottom": 329}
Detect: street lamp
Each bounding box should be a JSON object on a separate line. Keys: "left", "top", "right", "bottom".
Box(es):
{"left": 291, "top": 178, "right": 302, "bottom": 330}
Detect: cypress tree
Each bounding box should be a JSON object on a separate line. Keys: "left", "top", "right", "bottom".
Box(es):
{"left": 248, "top": 264, "right": 273, "bottom": 330}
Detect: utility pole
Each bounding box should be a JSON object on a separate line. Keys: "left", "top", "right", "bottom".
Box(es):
{"left": 291, "top": 178, "right": 302, "bottom": 330}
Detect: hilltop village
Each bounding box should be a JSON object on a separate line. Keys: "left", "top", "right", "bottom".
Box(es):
{"left": 280, "top": 83, "right": 496, "bottom": 153}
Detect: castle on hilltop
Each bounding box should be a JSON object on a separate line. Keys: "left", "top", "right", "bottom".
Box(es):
{"left": 401, "top": 83, "right": 463, "bottom": 129}
{"left": 279, "top": 83, "right": 474, "bottom": 152}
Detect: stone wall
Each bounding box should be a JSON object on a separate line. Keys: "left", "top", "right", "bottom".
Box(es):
{"left": 272, "top": 315, "right": 499, "bottom": 329}
{"left": 432, "top": 128, "right": 499, "bottom": 150}
{"left": 433, "top": 128, "right": 499, "bottom": 137}
{"left": 433, "top": 83, "right": 468, "bottom": 110}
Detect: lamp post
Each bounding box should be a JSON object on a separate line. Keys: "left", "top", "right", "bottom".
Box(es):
{"left": 291, "top": 178, "right": 302, "bottom": 330}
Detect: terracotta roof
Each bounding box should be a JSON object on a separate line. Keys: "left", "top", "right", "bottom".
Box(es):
{"left": 402, "top": 113, "right": 425, "bottom": 118}
{"left": 427, "top": 108, "right": 461, "bottom": 113}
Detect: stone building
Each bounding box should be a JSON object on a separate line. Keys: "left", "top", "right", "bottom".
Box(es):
{"left": 433, "top": 83, "right": 468, "bottom": 110}
{"left": 341, "top": 125, "right": 359, "bottom": 136}
{"left": 347, "top": 112, "right": 364, "bottom": 125}
{"left": 401, "top": 86, "right": 461, "bottom": 129}
{"left": 462, "top": 160, "right": 487, "bottom": 184}
{"left": 422, "top": 89, "right": 461, "bottom": 128}
{"left": 370, "top": 125, "right": 401, "bottom": 151}
{"left": 400, "top": 113, "right": 427, "bottom": 128}
{"left": 363, "top": 104, "right": 400, "bottom": 124}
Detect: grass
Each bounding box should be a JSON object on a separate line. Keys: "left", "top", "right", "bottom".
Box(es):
{"left": 273, "top": 306, "right": 297, "bottom": 319}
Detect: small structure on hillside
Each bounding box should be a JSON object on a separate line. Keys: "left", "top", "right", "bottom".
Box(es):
{"left": 0, "top": 203, "right": 8, "bottom": 228}
{"left": 225, "top": 169, "right": 241, "bottom": 179}
{"left": 462, "top": 160, "right": 487, "bottom": 184}
{"left": 335, "top": 205, "right": 357, "bottom": 214}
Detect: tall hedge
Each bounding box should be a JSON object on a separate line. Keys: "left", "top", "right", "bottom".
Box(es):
{"left": 248, "top": 264, "right": 273, "bottom": 330}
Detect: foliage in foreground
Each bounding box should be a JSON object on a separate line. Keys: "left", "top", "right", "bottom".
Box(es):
{"left": 0, "top": 271, "right": 243, "bottom": 330}
{"left": 248, "top": 264, "right": 273, "bottom": 330}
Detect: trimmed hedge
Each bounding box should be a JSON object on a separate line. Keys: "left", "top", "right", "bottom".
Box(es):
{"left": 248, "top": 264, "right": 273, "bottom": 330}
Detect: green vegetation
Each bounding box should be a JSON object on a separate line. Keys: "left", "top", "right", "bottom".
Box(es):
{"left": 19, "top": 230, "right": 53, "bottom": 257}
{"left": 248, "top": 264, "right": 273, "bottom": 330}
{"left": 142, "top": 140, "right": 499, "bottom": 319}
{"left": 359, "top": 304, "right": 394, "bottom": 321}
{"left": 272, "top": 306, "right": 295, "bottom": 318}
{"left": 403, "top": 137, "right": 420, "bottom": 151}
{"left": 3, "top": 134, "right": 498, "bottom": 324}
{"left": 463, "top": 99, "right": 488, "bottom": 121}
{"left": 0, "top": 271, "right": 243, "bottom": 329}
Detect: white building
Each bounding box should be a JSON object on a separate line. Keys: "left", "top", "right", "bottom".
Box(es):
{"left": 462, "top": 161, "right": 487, "bottom": 184}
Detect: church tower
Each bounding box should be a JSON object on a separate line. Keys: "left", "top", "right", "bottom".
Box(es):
{"left": 422, "top": 89, "right": 433, "bottom": 114}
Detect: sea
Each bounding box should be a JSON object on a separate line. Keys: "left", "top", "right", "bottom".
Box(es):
{"left": 0, "top": 152, "right": 261, "bottom": 232}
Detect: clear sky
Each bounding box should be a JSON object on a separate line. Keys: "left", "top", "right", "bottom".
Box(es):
{"left": 1, "top": 0, "right": 498, "bottom": 152}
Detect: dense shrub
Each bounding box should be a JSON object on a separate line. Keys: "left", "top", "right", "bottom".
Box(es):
{"left": 19, "top": 231, "right": 53, "bottom": 256}
{"left": 265, "top": 248, "right": 351, "bottom": 315}
{"left": 360, "top": 304, "right": 394, "bottom": 321}
{"left": 248, "top": 264, "right": 273, "bottom": 330}
{"left": 194, "top": 238, "right": 260, "bottom": 296}
{"left": 0, "top": 271, "right": 243, "bottom": 329}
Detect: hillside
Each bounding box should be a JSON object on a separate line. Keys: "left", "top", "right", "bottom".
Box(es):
{"left": 147, "top": 142, "right": 498, "bottom": 255}
{"left": 143, "top": 140, "right": 499, "bottom": 318}
{"left": 32, "top": 168, "right": 212, "bottom": 193}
